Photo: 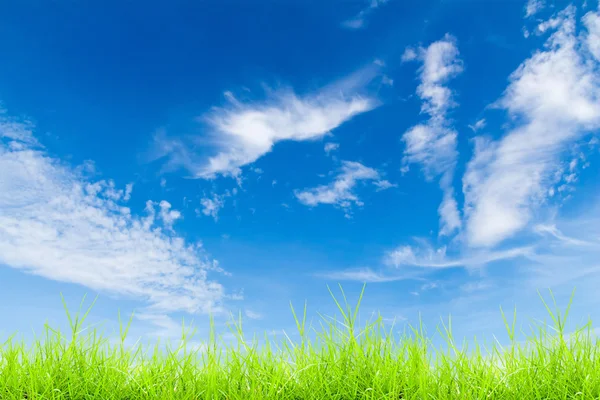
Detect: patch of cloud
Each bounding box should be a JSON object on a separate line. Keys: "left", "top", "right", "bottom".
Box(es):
{"left": 584, "top": 8, "right": 600, "bottom": 61}
{"left": 533, "top": 223, "right": 595, "bottom": 246}
{"left": 0, "top": 113, "right": 226, "bottom": 318}
{"left": 525, "top": 0, "right": 545, "bottom": 18}
{"left": 401, "top": 47, "right": 418, "bottom": 63}
{"left": 401, "top": 34, "right": 464, "bottom": 236}
{"left": 342, "top": 0, "right": 390, "bottom": 30}
{"left": 468, "top": 118, "right": 486, "bottom": 132}
{"left": 244, "top": 310, "right": 263, "bottom": 320}
{"left": 0, "top": 110, "right": 39, "bottom": 146}
{"left": 459, "top": 281, "right": 493, "bottom": 293}
{"left": 150, "top": 66, "right": 381, "bottom": 180}
{"left": 314, "top": 267, "right": 424, "bottom": 283}
{"left": 197, "top": 193, "right": 226, "bottom": 222}
{"left": 384, "top": 241, "right": 534, "bottom": 269}
{"left": 135, "top": 312, "right": 193, "bottom": 339}
{"left": 536, "top": 13, "right": 565, "bottom": 34}
{"left": 324, "top": 142, "right": 340, "bottom": 155}
{"left": 381, "top": 75, "right": 394, "bottom": 86}
{"left": 294, "top": 161, "right": 393, "bottom": 216}
{"left": 420, "top": 281, "right": 437, "bottom": 290}
{"left": 373, "top": 179, "right": 397, "bottom": 191}
{"left": 523, "top": 202, "right": 600, "bottom": 290}
{"left": 463, "top": 6, "right": 600, "bottom": 248}
{"left": 143, "top": 200, "right": 182, "bottom": 232}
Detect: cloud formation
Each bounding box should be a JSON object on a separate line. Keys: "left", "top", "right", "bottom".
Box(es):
{"left": 525, "top": 0, "right": 546, "bottom": 18}
{"left": 314, "top": 267, "right": 423, "bottom": 283}
{"left": 198, "top": 193, "right": 226, "bottom": 222}
{"left": 463, "top": 6, "right": 600, "bottom": 248}
{"left": 152, "top": 67, "right": 381, "bottom": 180}
{"left": 0, "top": 114, "right": 226, "bottom": 317}
{"left": 324, "top": 142, "right": 340, "bottom": 155}
{"left": 342, "top": 0, "right": 390, "bottom": 30}
{"left": 295, "top": 161, "right": 393, "bottom": 216}
{"left": 401, "top": 34, "right": 464, "bottom": 236}
{"left": 468, "top": 119, "right": 486, "bottom": 132}
{"left": 385, "top": 242, "right": 534, "bottom": 269}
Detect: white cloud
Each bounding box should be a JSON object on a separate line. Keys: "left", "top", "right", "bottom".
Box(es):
{"left": 420, "top": 281, "right": 439, "bottom": 291}
{"left": 294, "top": 161, "right": 391, "bottom": 214}
{"left": 314, "top": 267, "right": 423, "bottom": 283}
{"left": 402, "top": 34, "right": 464, "bottom": 235}
{"left": 198, "top": 194, "right": 225, "bottom": 222}
{"left": 244, "top": 309, "right": 263, "bottom": 320}
{"left": 381, "top": 75, "right": 394, "bottom": 86}
{"left": 536, "top": 14, "right": 564, "bottom": 34}
{"left": 0, "top": 114, "right": 226, "bottom": 317}
{"left": 463, "top": 6, "right": 600, "bottom": 248}
{"left": 145, "top": 200, "right": 182, "bottom": 231}
{"left": 324, "top": 142, "right": 340, "bottom": 155}
{"left": 533, "top": 223, "right": 595, "bottom": 246}
{"left": 468, "top": 118, "right": 486, "bottom": 132}
{"left": 135, "top": 312, "right": 193, "bottom": 339}
{"left": 373, "top": 179, "right": 397, "bottom": 191}
{"left": 525, "top": 0, "right": 545, "bottom": 18}
{"left": 401, "top": 47, "right": 418, "bottom": 63}
{"left": 342, "top": 0, "right": 390, "bottom": 30}
{"left": 438, "top": 188, "right": 461, "bottom": 236}
{"left": 151, "top": 67, "right": 380, "bottom": 180}
{"left": 459, "top": 281, "right": 493, "bottom": 293}
{"left": 0, "top": 110, "right": 39, "bottom": 146}
{"left": 384, "top": 241, "right": 534, "bottom": 269}
{"left": 584, "top": 9, "right": 600, "bottom": 61}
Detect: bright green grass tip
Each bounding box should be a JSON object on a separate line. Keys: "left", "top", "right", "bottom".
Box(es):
{"left": 0, "top": 284, "right": 598, "bottom": 399}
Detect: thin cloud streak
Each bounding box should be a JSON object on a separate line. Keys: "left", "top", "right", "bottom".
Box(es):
{"left": 342, "top": 0, "right": 390, "bottom": 30}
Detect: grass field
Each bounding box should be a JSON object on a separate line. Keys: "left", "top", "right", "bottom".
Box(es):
{"left": 0, "top": 284, "right": 598, "bottom": 399}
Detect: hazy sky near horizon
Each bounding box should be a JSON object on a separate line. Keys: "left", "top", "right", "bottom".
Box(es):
{"left": 1, "top": 0, "right": 600, "bottom": 349}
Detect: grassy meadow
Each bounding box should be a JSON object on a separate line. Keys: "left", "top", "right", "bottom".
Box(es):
{"left": 0, "top": 284, "right": 598, "bottom": 399}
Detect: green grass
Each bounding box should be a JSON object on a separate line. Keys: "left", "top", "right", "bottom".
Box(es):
{"left": 1, "top": 284, "right": 598, "bottom": 399}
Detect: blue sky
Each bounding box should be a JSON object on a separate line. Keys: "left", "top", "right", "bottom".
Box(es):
{"left": 1, "top": 0, "right": 600, "bottom": 351}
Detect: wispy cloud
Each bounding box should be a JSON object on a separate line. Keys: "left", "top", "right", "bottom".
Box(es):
{"left": 148, "top": 200, "right": 182, "bottom": 231}
{"left": 342, "top": 0, "right": 390, "bottom": 30}
{"left": 533, "top": 223, "right": 596, "bottom": 247}
{"left": 151, "top": 66, "right": 381, "bottom": 180}
{"left": 244, "top": 309, "right": 263, "bottom": 320}
{"left": 197, "top": 193, "right": 226, "bottom": 222}
{"left": 384, "top": 241, "right": 534, "bottom": 269}
{"left": 525, "top": 0, "right": 546, "bottom": 18}
{"left": 463, "top": 6, "right": 600, "bottom": 248}
{"left": 314, "top": 267, "right": 424, "bottom": 283}
{"left": 401, "top": 48, "right": 418, "bottom": 63}
{"left": 401, "top": 34, "right": 464, "bottom": 236}
{"left": 295, "top": 161, "right": 393, "bottom": 217}
{"left": 468, "top": 118, "right": 486, "bottom": 132}
{"left": 0, "top": 113, "right": 227, "bottom": 318}
{"left": 324, "top": 142, "right": 340, "bottom": 155}
{"left": 584, "top": 8, "right": 600, "bottom": 60}
{"left": 373, "top": 179, "right": 397, "bottom": 191}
